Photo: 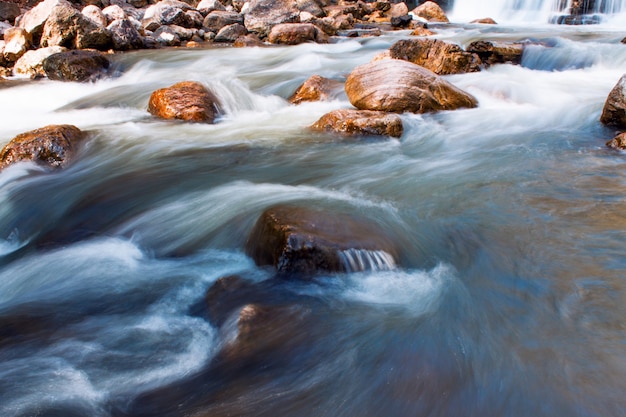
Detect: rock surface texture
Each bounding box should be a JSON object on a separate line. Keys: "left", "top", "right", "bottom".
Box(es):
{"left": 0, "top": 124, "right": 85, "bottom": 169}
{"left": 411, "top": 1, "right": 449, "bottom": 23}
{"left": 245, "top": 205, "right": 398, "bottom": 275}
{"left": 42, "top": 49, "right": 110, "bottom": 82}
{"left": 345, "top": 59, "right": 478, "bottom": 114}
{"left": 148, "top": 81, "right": 221, "bottom": 123}
{"left": 289, "top": 74, "right": 343, "bottom": 104}
{"left": 601, "top": 74, "right": 626, "bottom": 128}
{"left": 389, "top": 38, "right": 481, "bottom": 75}
{"left": 311, "top": 109, "right": 403, "bottom": 138}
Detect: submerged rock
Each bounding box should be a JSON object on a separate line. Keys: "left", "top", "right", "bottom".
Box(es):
{"left": 0, "top": 124, "right": 85, "bottom": 169}
{"left": 470, "top": 17, "right": 497, "bottom": 24}
{"left": 245, "top": 205, "right": 398, "bottom": 275}
{"left": 606, "top": 132, "right": 626, "bottom": 150}
{"left": 601, "top": 74, "right": 626, "bottom": 129}
{"left": 311, "top": 109, "right": 403, "bottom": 138}
{"left": 148, "top": 81, "right": 221, "bottom": 123}
{"left": 389, "top": 38, "right": 481, "bottom": 75}
{"left": 288, "top": 74, "right": 343, "bottom": 104}
{"left": 42, "top": 50, "right": 111, "bottom": 82}
{"left": 345, "top": 59, "right": 478, "bottom": 114}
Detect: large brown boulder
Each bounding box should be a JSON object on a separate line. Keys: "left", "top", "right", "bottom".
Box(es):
{"left": 345, "top": 59, "right": 478, "bottom": 114}
{"left": 601, "top": 74, "right": 626, "bottom": 128}
{"left": 40, "top": 1, "right": 113, "bottom": 50}
{"left": 466, "top": 40, "right": 524, "bottom": 67}
{"left": 42, "top": 50, "right": 110, "bottom": 82}
{"left": 389, "top": 38, "right": 481, "bottom": 75}
{"left": 311, "top": 109, "right": 403, "bottom": 138}
{"left": 289, "top": 74, "right": 343, "bottom": 104}
{"left": 0, "top": 125, "right": 85, "bottom": 170}
{"left": 267, "top": 23, "right": 327, "bottom": 45}
{"left": 148, "top": 81, "right": 221, "bottom": 123}
{"left": 245, "top": 205, "right": 398, "bottom": 275}
{"left": 411, "top": 1, "right": 449, "bottom": 22}
{"left": 244, "top": 0, "right": 300, "bottom": 38}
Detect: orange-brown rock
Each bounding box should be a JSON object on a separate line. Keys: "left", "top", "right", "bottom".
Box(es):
{"left": 288, "top": 75, "right": 343, "bottom": 104}
{"left": 267, "top": 23, "right": 327, "bottom": 45}
{"left": 233, "top": 33, "right": 264, "bottom": 47}
{"left": 601, "top": 74, "right": 626, "bottom": 128}
{"left": 345, "top": 59, "right": 478, "bottom": 114}
{"left": 606, "top": 132, "right": 626, "bottom": 150}
{"left": 389, "top": 2, "right": 409, "bottom": 18}
{"left": 245, "top": 204, "right": 398, "bottom": 275}
{"left": 0, "top": 124, "right": 85, "bottom": 169}
{"left": 411, "top": 1, "right": 449, "bottom": 23}
{"left": 311, "top": 109, "right": 403, "bottom": 138}
{"left": 148, "top": 81, "right": 221, "bottom": 123}
{"left": 470, "top": 17, "right": 497, "bottom": 24}
{"left": 410, "top": 26, "right": 434, "bottom": 36}
{"left": 389, "top": 38, "right": 481, "bottom": 75}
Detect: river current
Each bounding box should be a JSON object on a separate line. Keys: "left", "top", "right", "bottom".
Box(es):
{"left": 1, "top": 13, "right": 626, "bottom": 417}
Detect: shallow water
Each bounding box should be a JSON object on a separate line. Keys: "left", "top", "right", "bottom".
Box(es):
{"left": 1, "top": 19, "right": 626, "bottom": 417}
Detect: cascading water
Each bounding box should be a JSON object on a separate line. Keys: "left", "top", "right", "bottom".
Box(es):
{"left": 450, "top": 0, "right": 626, "bottom": 23}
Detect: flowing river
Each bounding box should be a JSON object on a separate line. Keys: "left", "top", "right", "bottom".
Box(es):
{"left": 1, "top": 4, "right": 626, "bottom": 416}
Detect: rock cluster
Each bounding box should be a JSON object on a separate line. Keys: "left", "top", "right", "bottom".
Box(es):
{"left": 1, "top": 0, "right": 456, "bottom": 79}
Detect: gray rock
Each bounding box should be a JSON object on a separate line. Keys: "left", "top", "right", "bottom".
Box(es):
{"left": 244, "top": 0, "right": 299, "bottom": 38}
{"left": 108, "top": 18, "right": 144, "bottom": 50}
{"left": 202, "top": 10, "right": 243, "bottom": 33}
{"left": 215, "top": 23, "right": 247, "bottom": 42}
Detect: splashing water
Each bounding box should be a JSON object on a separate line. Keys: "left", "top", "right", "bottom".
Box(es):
{"left": 338, "top": 249, "right": 397, "bottom": 272}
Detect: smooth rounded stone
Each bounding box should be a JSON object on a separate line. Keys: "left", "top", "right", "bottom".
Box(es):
{"left": 102, "top": 4, "right": 127, "bottom": 24}
{"left": 311, "top": 109, "right": 403, "bottom": 138}
{"left": 196, "top": 0, "right": 226, "bottom": 15}
{"left": 0, "top": 2, "right": 21, "bottom": 24}
{"left": 606, "top": 132, "right": 626, "bottom": 150}
{"left": 245, "top": 204, "right": 398, "bottom": 275}
{"left": 82, "top": 4, "right": 108, "bottom": 27}
{"left": 345, "top": 59, "right": 478, "bottom": 114}
{"left": 388, "top": 2, "right": 409, "bottom": 18}
{"left": 601, "top": 74, "right": 626, "bottom": 128}
{"left": 0, "top": 124, "right": 85, "bottom": 170}
{"left": 3, "top": 28, "right": 32, "bottom": 63}
{"left": 466, "top": 40, "right": 524, "bottom": 67}
{"left": 108, "top": 18, "right": 144, "bottom": 50}
{"left": 202, "top": 10, "right": 243, "bottom": 33}
{"left": 244, "top": 0, "right": 300, "bottom": 38}
{"left": 17, "top": 0, "right": 69, "bottom": 40}
{"left": 204, "top": 275, "right": 258, "bottom": 325}
{"left": 389, "top": 38, "right": 481, "bottom": 75}
{"left": 267, "top": 23, "right": 327, "bottom": 45}
{"left": 214, "top": 23, "right": 247, "bottom": 42}
{"left": 411, "top": 1, "right": 449, "bottom": 22}
{"left": 148, "top": 81, "right": 221, "bottom": 123}
{"left": 42, "top": 50, "right": 111, "bottom": 82}
{"left": 40, "top": 2, "right": 113, "bottom": 50}
{"left": 13, "top": 45, "right": 67, "bottom": 78}
{"left": 470, "top": 17, "right": 497, "bottom": 24}
{"left": 233, "top": 33, "right": 264, "bottom": 47}
{"left": 288, "top": 74, "right": 343, "bottom": 104}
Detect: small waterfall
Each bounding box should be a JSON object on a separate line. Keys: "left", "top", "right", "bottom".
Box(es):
{"left": 337, "top": 249, "right": 397, "bottom": 273}
{"left": 450, "top": 0, "right": 626, "bottom": 23}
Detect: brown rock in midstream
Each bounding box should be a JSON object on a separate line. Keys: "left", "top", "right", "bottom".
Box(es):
{"left": 245, "top": 204, "right": 398, "bottom": 276}
{"left": 606, "top": 132, "right": 626, "bottom": 150}
{"left": 345, "top": 59, "right": 478, "bottom": 114}
{"left": 0, "top": 124, "right": 85, "bottom": 170}
{"left": 601, "top": 74, "right": 626, "bottom": 129}
{"left": 311, "top": 109, "right": 403, "bottom": 138}
{"left": 148, "top": 81, "right": 221, "bottom": 123}
{"left": 389, "top": 38, "right": 481, "bottom": 75}
{"left": 289, "top": 75, "right": 343, "bottom": 104}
